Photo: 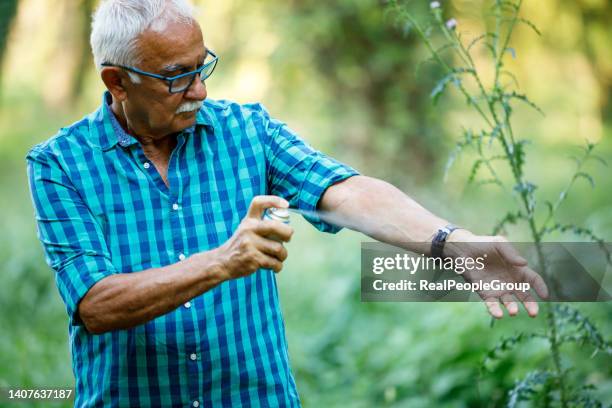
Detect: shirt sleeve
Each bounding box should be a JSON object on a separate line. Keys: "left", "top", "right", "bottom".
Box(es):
{"left": 26, "top": 146, "right": 117, "bottom": 325}
{"left": 249, "top": 103, "right": 360, "bottom": 233}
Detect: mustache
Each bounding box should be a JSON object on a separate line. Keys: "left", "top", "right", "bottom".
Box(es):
{"left": 176, "top": 100, "right": 204, "bottom": 114}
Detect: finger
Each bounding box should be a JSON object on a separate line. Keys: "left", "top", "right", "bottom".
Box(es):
{"left": 255, "top": 236, "right": 288, "bottom": 262}
{"left": 254, "top": 220, "right": 294, "bottom": 242}
{"left": 246, "top": 195, "right": 289, "bottom": 219}
{"left": 500, "top": 294, "right": 518, "bottom": 316}
{"left": 495, "top": 240, "right": 528, "bottom": 266}
{"left": 258, "top": 253, "right": 283, "bottom": 273}
{"left": 523, "top": 267, "right": 549, "bottom": 299}
{"left": 514, "top": 290, "right": 539, "bottom": 317}
{"left": 484, "top": 297, "right": 504, "bottom": 319}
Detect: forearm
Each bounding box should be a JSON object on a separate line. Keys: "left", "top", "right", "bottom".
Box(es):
{"left": 319, "top": 175, "right": 464, "bottom": 254}
{"left": 78, "top": 250, "right": 225, "bottom": 334}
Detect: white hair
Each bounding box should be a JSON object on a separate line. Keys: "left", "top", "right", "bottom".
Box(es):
{"left": 90, "top": 0, "right": 196, "bottom": 78}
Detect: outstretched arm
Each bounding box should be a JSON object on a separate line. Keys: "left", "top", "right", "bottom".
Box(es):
{"left": 318, "top": 175, "right": 548, "bottom": 318}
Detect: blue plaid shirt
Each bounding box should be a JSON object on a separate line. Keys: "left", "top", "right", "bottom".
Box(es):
{"left": 26, "top": 92, "right": 358, "bottom": 407}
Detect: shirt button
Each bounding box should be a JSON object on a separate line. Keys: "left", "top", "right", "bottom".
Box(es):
{"left": 178, "top": 253, "right": 186, "bottom": 261}
{"left": 184, "top": 301, "right": 192, "bottom": 309}
{"left": 143, "top": 162, "right": 150, "bottom": 169}
{"left": 192, "top": 401, "right": 200, "bottom": 408}
{"left": 190, "top": 353, "right": 197, "bottom": 361}
{"left": 172, "top": 203, "right": 180, "bottom": 211}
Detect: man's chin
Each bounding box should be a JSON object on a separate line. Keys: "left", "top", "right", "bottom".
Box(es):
{"left": 169, "top": 113, "right": 197, "bottom": 134}
{"left": 177, "top": 110, "right": 198, "bottom": 121}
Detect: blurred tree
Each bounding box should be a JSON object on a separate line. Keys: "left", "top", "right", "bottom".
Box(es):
{"left": 0, "top": 0, "right": 20, "bottom": 87}
{"left": 70, "top": 0, "right": 96, "bottom": 101}
{"left": 264, "top": 0, "right": 449, "bottom": 183}
{"left": 562, "top": 0, "right": 612, "bottom": 121}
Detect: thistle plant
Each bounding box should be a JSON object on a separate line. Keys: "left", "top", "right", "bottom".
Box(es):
{"left": 386, "top": 1, "right": 611, "bottom": 406}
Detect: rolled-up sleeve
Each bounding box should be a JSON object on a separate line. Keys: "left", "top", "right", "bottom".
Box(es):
{"left": 26, "top": 147, "right": 117, "bottom": 324}
{"left": 250, "top": 104, "right": 359, "bottom": 233}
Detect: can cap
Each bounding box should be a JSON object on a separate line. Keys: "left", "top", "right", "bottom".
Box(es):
{"left": 264, "top": 207, "right": 290, "bottom": 223}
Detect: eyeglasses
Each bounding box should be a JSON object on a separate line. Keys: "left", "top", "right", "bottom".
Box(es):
{"left": 101, "top": 48, "right": 218, "bottom": 94}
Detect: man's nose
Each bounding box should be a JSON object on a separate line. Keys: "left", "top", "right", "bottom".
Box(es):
{"left": 185, "top": 75, "right": 207, "bottom": 100}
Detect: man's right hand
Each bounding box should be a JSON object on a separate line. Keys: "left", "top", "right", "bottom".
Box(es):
{"left": 214, "top": 195, "right": 294, "bottom": 280}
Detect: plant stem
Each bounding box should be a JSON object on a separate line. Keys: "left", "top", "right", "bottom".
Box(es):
{"left": 546, "top": 301, "right": 568, "bottom": 407}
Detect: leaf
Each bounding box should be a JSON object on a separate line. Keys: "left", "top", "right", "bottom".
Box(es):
{"left": 554, "top": 305, "right": 612, "bottom": 355}
{"left": 495, "top": 1, "right": 519, "bottom": 13}
{"left": 482, "top": 332, "right": 545, "bottom": 370}
{"left": 541, "top": 224, "right": 612, "bottom": 262}
{"left": 512, "top": 139, "right": 530, "bottom": 178}
{"left": 492, "top": 211, "right": 525, "bottom": 235}
{"left": 505, "top": 92, "right": 545, "bottom": 115}
{"left": 467, "top": 33, "right": 495, "bottom": 51}
{"left": 462, "top": 127, "right": 475, "bottom": 144}
{"left": 589, "top": 154, "right": 608, "bottom": 167}
{"left": 501, "top": 99, "right": 513, "bottom": 116}
{"left": 444, "top": 139, "right": 470, "bottom": 182}
{"left": 435, "top": 42, "right": 456, "bottom": 55}
{"left": 575, "top": 172, "right": 595, "bottom": 188}
{"left": 568, "top": 393, "right": 605, "bottom": 408}
{"left": 431, "top": 68, "right": 474, "bottom": 105}
{"left": 431, "top": 74, "right": 456, "bottom": 105}
{"left": 467, "top": 159, "right": 485, "bottom": 185}
{"left": 488, "top": 125, "right": 502, "bottom": 147}
{"left": 475, "top": 178, "right": 503, "bottom": 187}
{"left": 484, "top": 42, "right": 496, "bottom": 57}
{"left": 513, "top": 181, "right": 537, "bottom": 195}
{"left": 585, "top": 140, "right": 596, "bottom": 152}
{"left": 544, "top": 201, "right": 554, "bottom": 218}
{"left": 507, "top": 371, "right": 552, "bottom": 408}
{"left": 500, "top": 70, "right": 520, "bottom": 88}
{"left": 516, "top": 18, "right": 541, "bottom": 36}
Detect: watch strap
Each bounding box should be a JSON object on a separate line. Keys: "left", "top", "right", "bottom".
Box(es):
{"left": 431, "top": 224, "right": 461, "bottom": 259}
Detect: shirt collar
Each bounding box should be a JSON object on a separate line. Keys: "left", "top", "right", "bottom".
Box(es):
{"left": 90, "top": 91, "right": 213, "bottom": 151}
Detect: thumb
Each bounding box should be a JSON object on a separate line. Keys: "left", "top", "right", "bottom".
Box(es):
{"left": 246, "top": 195, "right": 289, "bottom": 219}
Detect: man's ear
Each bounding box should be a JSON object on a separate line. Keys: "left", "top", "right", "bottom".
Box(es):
{"left": 100, "top": 67, "right": 129, "bottom": 102}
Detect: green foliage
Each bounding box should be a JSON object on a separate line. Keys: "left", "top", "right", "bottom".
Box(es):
{"left": 250, "top": 0, "right": 450, "bottom": 183}
{"left": 507, "top": 370, "right": 553, "bottom": 408}
{"left": 387, "top": 0, "right": 612, "bottom": 406}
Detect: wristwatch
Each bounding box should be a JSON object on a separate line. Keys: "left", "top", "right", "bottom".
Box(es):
{"left": 431, "top": 224, "right": 461, "bottom": 259}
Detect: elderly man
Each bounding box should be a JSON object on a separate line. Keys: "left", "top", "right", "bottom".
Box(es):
{"left": 26, "top": 0, "right": 547, "bottom": 406}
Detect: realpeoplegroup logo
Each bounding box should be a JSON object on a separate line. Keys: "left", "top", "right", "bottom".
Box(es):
{"left": 371, "top": 278, "right": 531, "bottom": 293}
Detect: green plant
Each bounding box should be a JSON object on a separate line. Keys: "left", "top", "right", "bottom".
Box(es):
{"left": 386, "top": 1, "right": 611, "bottom": 406}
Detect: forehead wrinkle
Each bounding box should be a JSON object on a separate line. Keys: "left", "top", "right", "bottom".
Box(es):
{"left": 161, "top": 49, "right": 207, "bottom": 73}
{"left": 162, "top": 63, "right": 185, "bottom": 73}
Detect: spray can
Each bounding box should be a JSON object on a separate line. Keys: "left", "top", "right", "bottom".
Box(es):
{"left": 262, "top": 207, "right": 291, "bottom": 242}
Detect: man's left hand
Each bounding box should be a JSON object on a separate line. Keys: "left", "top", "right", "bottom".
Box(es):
{"left": 446, "top": 230, "right": 549, "bottom": 319}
